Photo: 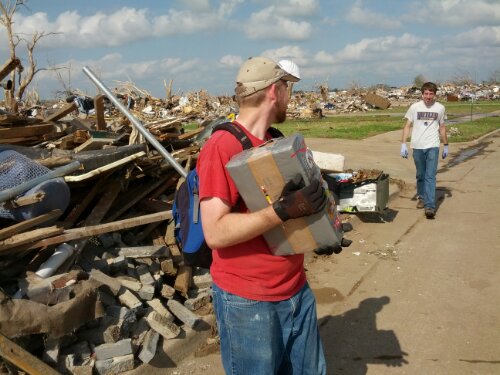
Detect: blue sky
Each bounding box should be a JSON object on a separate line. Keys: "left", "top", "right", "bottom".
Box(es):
{"left": 1, "top": 0, "right": 499, "bottom": 99}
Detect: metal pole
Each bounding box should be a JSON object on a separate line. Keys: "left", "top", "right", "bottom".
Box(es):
{"left": 82, "top": 66, "right": 187, "bottom": 178}
{"left": 0, "top": 161, "right": 81, "bottom": 204}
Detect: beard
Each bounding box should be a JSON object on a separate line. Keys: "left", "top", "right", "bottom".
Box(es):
{"left": 274, "top": 98, "right": 288, "bottom": 124}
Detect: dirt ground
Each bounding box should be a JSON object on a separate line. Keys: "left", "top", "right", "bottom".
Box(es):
{"left": 133, "top": 128, "right": 500, "bottom": 375}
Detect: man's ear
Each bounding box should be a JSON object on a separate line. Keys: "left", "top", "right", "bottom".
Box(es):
{"left": 268, "top": 83, "right": 279, "bottom": 102}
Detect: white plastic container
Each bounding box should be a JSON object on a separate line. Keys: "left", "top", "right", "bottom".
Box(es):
{"left": 35, "top": 243, "right": 75, "bottom": 278}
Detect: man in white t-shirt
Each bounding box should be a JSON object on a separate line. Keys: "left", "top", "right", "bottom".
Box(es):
{"left": 400, "top": 82, "right": 448, "bottom": 219}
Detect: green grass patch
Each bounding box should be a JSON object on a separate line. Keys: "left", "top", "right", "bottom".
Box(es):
{"left": 279, "top": 115, "right": 403, "bottom": 139}
{"left": 446, "top": 117, "right": 500, "bottom": 142}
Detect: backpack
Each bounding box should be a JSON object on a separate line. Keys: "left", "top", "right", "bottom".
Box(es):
{"left": 172, "top": 122, "right": 284, "bottom": 268}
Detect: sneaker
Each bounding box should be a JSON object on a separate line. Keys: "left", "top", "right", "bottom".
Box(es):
{"left": 416, "top": 199, "right": 424, "bottom": 209}
{"left": 425, "top": 207, "right": 435, "bottom": 219}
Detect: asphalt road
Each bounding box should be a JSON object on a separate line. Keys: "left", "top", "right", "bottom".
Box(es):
{"left": 144, "top": 126, "right": 500, "bottom": 375}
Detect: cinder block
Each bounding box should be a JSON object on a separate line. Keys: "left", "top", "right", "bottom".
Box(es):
{"left": 160, "top": 284, "right": 175, "bottom": 299}
{"left": 94, "top": 338, "right": 133, "bottom": 361}
{"left": 146, "top": 311, "right": 180, "bottom": 339}
{"left": 146, "top": 299, "right": 174, "bottom": 322}
{"left": 138, "top": 284, "right": 155, "bottom": 300}
{"left": 136, "top": 264, "right": 155, "bottom": 285}
{"left": 138, "top": 329, "right": 159, "bottom": 364}
{"left": 94, "top": 354, "right": 135, "bottom": 375}
{"left": 117, "top": 288, "right": 142, "bottom": 309}
{"left": 192, "top": 272, "right": 212, "bottom": 289}
{"left": 167, "top": 299, "right": 202, "bottom": 328}
{"left": 184, "top": 292, "right": 211, "bottom": 311}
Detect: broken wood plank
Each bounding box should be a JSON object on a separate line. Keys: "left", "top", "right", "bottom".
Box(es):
{"left": 4, "top": 192, "right": 45, "bottom": 209}
{"left": 94, "top": 94, "right": 106, "bottom": 130}
{"left": 0, "top": 332, "right": 60, "bottom": 375}
{"left": 23, "top": 211, "right": 172, "bottom": 250}
{"left": 0, "top": 57, "right": 21, "bottom": 82}
{"left": 0, "top": 226, "right": 64, "bottom": 252}
{"left": 0, "top": 124, "right": 55, "bottom": 139}
{"left": 64, "top": 151, "right": 145, "bottom": 182}
{"left": 0, "top": 210, "right": 62, "bottom": 241}
{"left": 73, "top": 137, "right": 116, "bottom": 153}
{"left": 177, "top": 127, "right": 205, "bottom": 140}
{"left": 44, "top": 102, "right": 77, "bottom": 122}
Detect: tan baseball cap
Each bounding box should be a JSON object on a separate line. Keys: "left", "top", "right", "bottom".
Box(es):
{"left": 235, "top": 57, "right": 300, "bottom": 97}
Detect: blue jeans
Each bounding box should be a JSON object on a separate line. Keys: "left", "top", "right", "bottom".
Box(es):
{"left": 212, "top": 282, "right": 326, "bottom": 375}
{"left": 412, "top": 147, "right": 439, "bottom": 209}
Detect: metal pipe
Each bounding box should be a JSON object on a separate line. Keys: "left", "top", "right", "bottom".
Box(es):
{"left": 0, "top": 161, "right": 81, "bottom": 204}
{"left": 82, "top": 66, "right": 187, "bottom": 178}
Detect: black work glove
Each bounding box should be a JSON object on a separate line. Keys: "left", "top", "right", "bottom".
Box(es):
{"left": 272, "top": 174, "right": 327, "bottom": 222}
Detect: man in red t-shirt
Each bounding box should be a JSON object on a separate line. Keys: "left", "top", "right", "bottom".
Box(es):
{"left": 198, "top": 57, "right": 327, "bottom": 374}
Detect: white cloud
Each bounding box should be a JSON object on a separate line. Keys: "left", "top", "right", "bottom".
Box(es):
{"left": 274, "top": 0, "right": 319, "bottom": 17}
{"left": 244, "top": 7, "right": 312, "bottom": 40}
{"left": 334, "top": 33, "right": 430, "bottom": 62}
{"left": 346, "top": 0, "right": 401, "bottom": 29}
{"left": 409, "top": 0, "right": 500, "bottom": 26}
{"left": 261, "top": 45, "right": 309, "bottom": 66}
{"left": 219, "top": 55, "right": 243, "bottom": 67}
{"left": 448, "top": 25, "right": 500, "bottom": 47}
{"left": 5, "top": 6, "right": 226, "bottom": 50}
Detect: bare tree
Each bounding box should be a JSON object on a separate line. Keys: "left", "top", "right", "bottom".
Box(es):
{"left": 413, "top": 74, "right": 427, "bottom": 88}
{"left": 0, "top": 0, "right": 58, "bottom": 112}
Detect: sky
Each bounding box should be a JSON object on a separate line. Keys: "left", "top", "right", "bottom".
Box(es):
{"left": 1, "top": 0, "right": 499, "bottom": 100}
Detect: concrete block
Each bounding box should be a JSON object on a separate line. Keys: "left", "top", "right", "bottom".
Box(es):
{"left": 94, "top": 354, "right": 135, "bottom": 375}
{"left": 94, "top": 338, "right": 133, "bottom": 361}
{"left": 137, "top": 283, "right": 155, "bottom": 300}
{"left": 118, "top": 288, "right": 142, "bottom": 309}
{"left": 160, "top": 283, "right": 175, "bottom": 299}
{"left": 116, "top": 275, "right": 142, "bottom": 292}
{"left": 192, "top": 272, "right": 212, "bottom": 289}
{"left": 146, "top": 299, "right": 175, "bottom": 322}
{"left": 160, "top": 258, "right": 176, "bottom": 276}
{"left": 138, "top": 329, "right": 160, "bottom": 364}
{"left": 136, "top": 264, "right": 155, "bottom": 285}
{"left": 184, "top": 292, "right": 211, "bottom": 311}
{"left": 146, "top": 311, "right": 181, "bottom": 339}
{"left": 167, "top": 299, "right": 202, "bottom": 328}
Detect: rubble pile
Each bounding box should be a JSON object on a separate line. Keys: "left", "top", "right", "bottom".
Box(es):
{"left": 0, "top": 94, "right": 219, "bottom": 374}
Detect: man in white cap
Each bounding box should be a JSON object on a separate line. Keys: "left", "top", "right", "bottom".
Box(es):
{"left": 197, "top": 57, "right": 327, "bottom": 374}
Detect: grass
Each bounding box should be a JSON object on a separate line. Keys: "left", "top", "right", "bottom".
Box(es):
{"left": 279, "top": 115, "right": 402, "bottom": 139}
{"left": 446, "top": 117, "right": 500, "bottom": 142}
{"left": 182, "top": 100, "right": 500, "bottom": 142}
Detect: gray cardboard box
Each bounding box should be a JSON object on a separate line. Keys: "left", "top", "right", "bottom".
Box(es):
{"left": 225, "top": 133, "right": 343, "bottom": 256}
{"left": 324, "top": 173, "right": 389, "bottom": 213}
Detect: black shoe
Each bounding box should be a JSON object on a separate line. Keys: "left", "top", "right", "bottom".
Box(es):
{"left": 425, "top": 207, "right": 435, "bottom": 219}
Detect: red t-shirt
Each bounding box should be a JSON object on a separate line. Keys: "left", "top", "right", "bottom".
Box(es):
{"left": 197, "top": 122, "right": 306, "bottom": 301}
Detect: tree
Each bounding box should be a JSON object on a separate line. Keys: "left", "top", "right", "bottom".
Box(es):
{"left": 0, "top": 0, "right": 57, "bottom": 112}
{"left": 413, "top": 74, "right": 427, "bottom": 88}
